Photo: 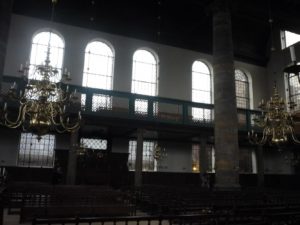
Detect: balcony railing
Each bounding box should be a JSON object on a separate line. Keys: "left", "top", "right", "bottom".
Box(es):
{"left": 2, "top": 75, "right": 261, "bottom": 131}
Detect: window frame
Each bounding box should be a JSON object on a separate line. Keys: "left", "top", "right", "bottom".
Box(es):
{"left": 191, "top": 60, "right": 212, "bottom": 121}
{"left": 128, "top": 140, "right": 157, "bottom": 172}
{"left": 131, "top": 48, "right": 159, "bottom": 114}
{"left": 235, "top": 69, "right": 250, "bottom": 109}
{"left": 82, "top": 40, "right": 115, "bottom": 111}
{"left": 29, "top": 29, "right": 65, "bottom": 83}
{"left": 18, "top": 133, "right": 56, "bottom": 168}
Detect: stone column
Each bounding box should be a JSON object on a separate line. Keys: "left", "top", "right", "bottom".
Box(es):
{"left": 256, "top": 145, "right": 264, "bottom": 187}
{"left": 213, "top": 0, "right": 240, "bottom": 189}
{"left": 66, "top": 131, "right": 79, "bottom": 185}
{"left": 135, "top": 129, "right": 144, "bottom": 187}
{"left": 200, "top": 138, "right": 208, "bottom": 173}
{"left": 0, "top": 0, "right": 13, "bottom": 91}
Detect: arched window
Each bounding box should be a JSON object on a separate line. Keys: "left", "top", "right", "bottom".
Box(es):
{"left": 281, "top": 30, "right": 300, "bottom": 49}
{"left": 192, "top": 60, "right": 212, "bottom": 121}
{"left": 29, "top": 31, "right": 64, "bottom": 82}
{"left": 132, "top": 49, "right": 158, "bottom": 114}
{"left": 82, "top": 41, "right": 114, "bottom": 111}
{"left": 235, "top": 69, "right": 250, "bottom": 109}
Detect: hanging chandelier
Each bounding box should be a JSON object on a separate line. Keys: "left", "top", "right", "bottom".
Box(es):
{"left": 1, "top": 48, "right": 81, "bottom": 140}
{"left": 0, "top": 0, "right": 81, "bottom": 140}
{"left": 248, "top": 83, "right": 300, "bottom": 146}
{"left": 153, "top": 144, "right": 167, "bottom": 160}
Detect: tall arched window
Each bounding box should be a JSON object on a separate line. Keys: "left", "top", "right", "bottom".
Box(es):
{"left": 82, "top": 41, "right": 114, "bottom": 111}
{"left": 192, "top": 60, "right": 212, "bottom": 121}
{"left": 29, "top": 30, "right": 64, "bottom": 82}
{"left": 132, "top": 49, "right": 158, "bottom": 114}
{"left": 235, "top": 69, "right": 250, "bottom": 109}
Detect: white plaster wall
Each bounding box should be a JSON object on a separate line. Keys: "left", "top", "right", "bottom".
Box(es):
{"left": 5, "top": 14, "right": 267, "bottom": 103}
{"left": 2, "top": 14, "right": 270, "bottom": 173}
{"left": 156, "top": 141, "right": 192, "bottom": 173}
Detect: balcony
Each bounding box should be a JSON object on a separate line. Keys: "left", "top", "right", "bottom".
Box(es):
{"left": 1, "top": 75, "right": 260, "bottom": 134}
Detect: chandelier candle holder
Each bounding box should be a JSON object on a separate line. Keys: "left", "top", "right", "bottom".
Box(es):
{"left": 153, "top": 144, "right": 167, "bottom": 161}
{"left": 1, "top": 49, "right": 81, "bottom": 140}
{"left": 248, "top": 83, "right": 300, "bottom": 146}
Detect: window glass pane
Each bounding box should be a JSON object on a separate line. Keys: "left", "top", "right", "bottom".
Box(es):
{"left": 192, "top": 61, "right": 211, "bottom": 120}
{"left": 80, "top": 138, "right": 107, "bottom": 150}
{"left": 285, "top": 30, "right": 300, "bottom": 48}
{"left": 288, "top": 74, "right": 300, "bottom": 110}
{"left": 132, "top": 50, "right": 158, "bottom": 97}
{"left": 192, "top": 61, "right": 211, "bottom": 103}
{"left": 128, "top": 140, "right": 156, "bottom": 171}
{"left": 235, "top": 69, "right": 249, "bottom": 109}
{"left": 83, "top": 41, "right": 114, "bottom": 110}
{"left": 29, "top": 31, "right": 64, "bottom": 83}
{"left": 18, "top": 133, "right": 55, "bottom": 168}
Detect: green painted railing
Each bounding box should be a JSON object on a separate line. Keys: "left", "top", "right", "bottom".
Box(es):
{"left": 2, "top": 75, "right": 261, "bottom": 131}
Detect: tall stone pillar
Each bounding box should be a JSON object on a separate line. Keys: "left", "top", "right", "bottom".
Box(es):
{"left": 213, "top": 0, "right": 240, "bottom": 189}
{"left": 0, "top": 0, "right": 13, "bottom": 91}
{"left": 200, "top": 138, "right": 208, "bottom": 173}
{"left": 135, "top": 129, "right": 144, "bottom": 187}
{"left": 66, "top": 131, "right": 79, "bottom": 185}
{"left": 256, "top": 145, "right": 264, "bottom": 187}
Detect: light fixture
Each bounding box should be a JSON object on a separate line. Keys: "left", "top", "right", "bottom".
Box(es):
{"left": 74, "top": 143, "right": 87, "bottom": 156}
{"left": 0, "top": 0, "right": 81, "bottom": 140}
{"left": 248, "top": 83, "right": 300, "bottom": 146}
{"left": 153, "top": 144, "right": 167, "bottom": 160}
{"left": 1, "top": 49, "right": 81, "bottom": 140}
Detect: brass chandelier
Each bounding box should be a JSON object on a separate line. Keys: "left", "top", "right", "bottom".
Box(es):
{"left": 1, "top": 48, "right": 81, "bottom": 140}
{"left": 153, "top": 144, "right": 167, "bottom": 160}
{"left": 248, "top": 83, "right": 300, "bottom": 145}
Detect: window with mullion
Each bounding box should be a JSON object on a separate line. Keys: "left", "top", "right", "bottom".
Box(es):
{"left": 132, "top": 49, "right": 158, "bottom": 115}
{"left": 82, "top": 41, "right": 114, "bottom": 111}
{"left": 235, "top": 69, "right": 250, "bottom": 109}
{"left": 18, "top": 133, "right": 55, "bottom": 168}
{"left": 128, "top": 140, "right": 157, "bottom": 171}
{"left": 29, "top": 31, "right": 64, "bottom": 83}
{"left": 192, "top": 61, "right": 212, "bottom": 121}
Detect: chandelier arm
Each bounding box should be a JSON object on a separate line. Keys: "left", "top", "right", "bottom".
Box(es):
{"left": 49, "top": 103, "right": 62, "bottom": 126}
{"left": 259, "top": 131, "right": 268, "bottom": 145}
{"left": 4, "top": 103, "right": 26, "bottom": 128}
{"left": 289, "top": 127, "right": 300, "bottom": 144}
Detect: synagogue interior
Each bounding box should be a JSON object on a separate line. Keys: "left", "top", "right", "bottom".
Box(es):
{"left": 1, "top": 0, "right": 300, "bottom": 224}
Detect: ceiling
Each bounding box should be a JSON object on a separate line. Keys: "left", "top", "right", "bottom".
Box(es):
{"left": 12, "top": 0, "right": 300, "bottom": 66}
